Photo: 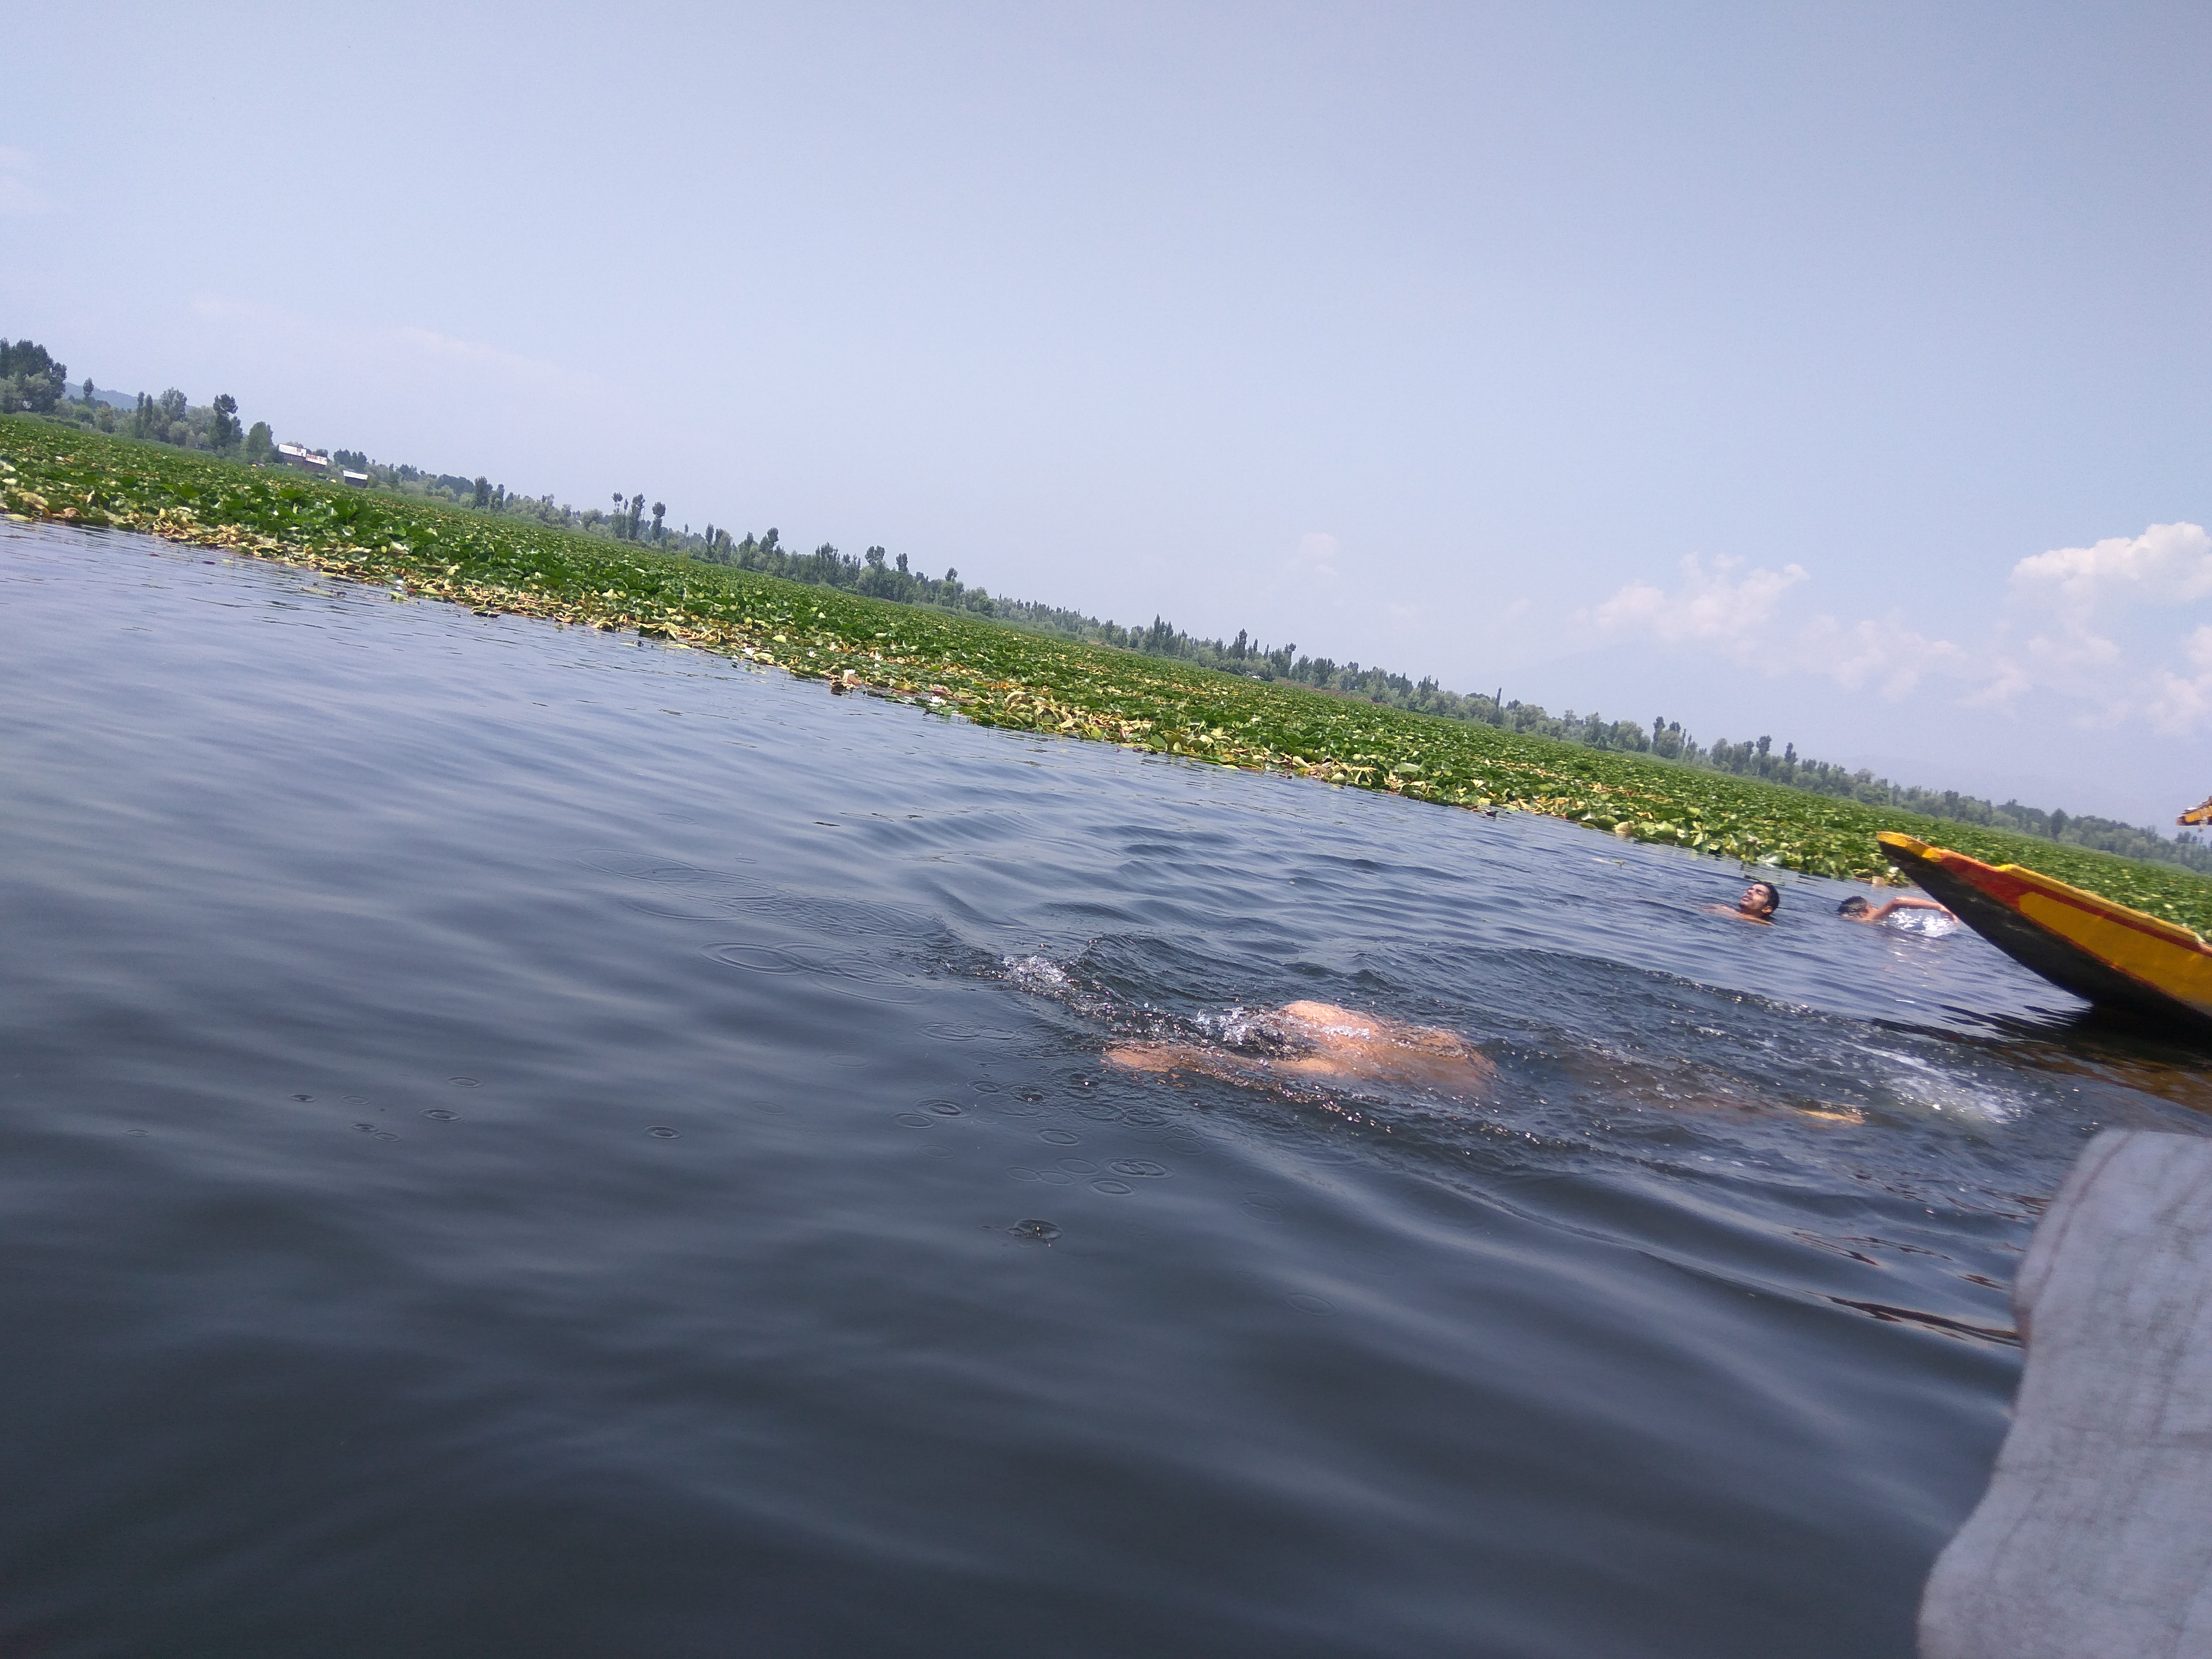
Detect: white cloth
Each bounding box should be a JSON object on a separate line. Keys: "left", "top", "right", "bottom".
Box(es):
{"left": 1921, "top": 1129, "right": 2212, "bottom": 1658}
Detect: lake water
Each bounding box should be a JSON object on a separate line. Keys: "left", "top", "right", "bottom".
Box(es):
{"left": 6, "top": 522, "right": 2209, "bottom": 1658}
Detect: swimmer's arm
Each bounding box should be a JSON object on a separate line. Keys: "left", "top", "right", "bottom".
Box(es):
{"left": 1104, "top": 1043, "right": 1195, "bottom": 1073}
{"left": 1104, "top": 1043, "right": 1287, "bottom": 1085}
{"left": 1867, "top": 895, "right": 1953, "bottom": 922}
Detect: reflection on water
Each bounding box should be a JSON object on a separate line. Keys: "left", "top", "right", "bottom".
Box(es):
{"left": 4, "top": 521, "right": 2210, "bottom": 1659}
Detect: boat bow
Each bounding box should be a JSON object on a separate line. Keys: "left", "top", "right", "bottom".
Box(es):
{"left": 1876, "top": 832, "right": 2212, "bottom": 1033}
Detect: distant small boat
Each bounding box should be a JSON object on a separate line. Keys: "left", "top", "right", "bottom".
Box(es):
{"left": 1877, "top": 832, "right": 2212, "bottom": 1034}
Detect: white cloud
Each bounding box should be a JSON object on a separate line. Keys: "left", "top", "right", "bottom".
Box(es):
{"left": 1586, "top": 524, "right": 2212, "bottom": 724}
{"left": 2143, "top": 625, "right": 2212, "bottom": 736}
{"left": 1974, "top": 522, "right": 2212, "bottom": 723}
{"left": 1581, "top": 553, "right": 1961, "bottom": 696}
{"left": 1970, "top": 621, "right": 2126, "bottom": 708}
{"left": 1586, "top": 553, "right": 1806, "bottom": 652}
{"left": 1799, "top": 613, "right": 1966, "bottom": 697}
{"left": 2008, "top": 521, "right": 2212, "bottom": 611}
{"left": 0, "top": 146, "right": 46, "bottom": 216}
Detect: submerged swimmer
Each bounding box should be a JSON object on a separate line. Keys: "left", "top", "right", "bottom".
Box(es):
{"left": 1838, "top": 893, "right": 1953, "bottom": 926}
{"left": 1078, "top": 975, "right": 1868, "bottom": 1126}
{"left": 1106, "top": 1000, "right": 1495, "bottom": 1096}
{"left": 1711, "top": 880, "right": 1780, "bottom": 924}
{"left": 1104, "top": 999, "right": 1862, "bottom": 1124}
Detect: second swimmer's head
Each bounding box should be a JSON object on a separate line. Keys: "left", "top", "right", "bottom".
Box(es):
{"left": 1837, "top": 896, "right": 1871, "bottom": 917}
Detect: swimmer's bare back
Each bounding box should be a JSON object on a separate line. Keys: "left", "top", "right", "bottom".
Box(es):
{"left": 1106, "top": 1001, "right": 1495, "bottom": 1097}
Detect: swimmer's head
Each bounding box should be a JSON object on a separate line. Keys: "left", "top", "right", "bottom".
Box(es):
{"left": 1838, "top": 896, "right": 1872, "bottom": 918}
{"left": 1740, "top": 880, "right": 1780, "bottom": 917}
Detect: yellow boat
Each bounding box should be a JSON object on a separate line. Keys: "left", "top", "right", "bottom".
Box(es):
{"left": 1877, "top": 831, "right": 2212, "bottom": 1033}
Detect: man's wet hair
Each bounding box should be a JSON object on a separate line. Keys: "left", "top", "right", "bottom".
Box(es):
{"left": 1838, "top": 895, "right": 1871, "bottom": 916}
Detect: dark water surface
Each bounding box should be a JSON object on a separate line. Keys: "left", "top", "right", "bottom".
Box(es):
{"left": 7, "top": 525, "right": 2210, "bottom": 1657}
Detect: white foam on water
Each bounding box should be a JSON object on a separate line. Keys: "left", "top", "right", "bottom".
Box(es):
{"left": 1873, "top": 1048, "right": 2019, "bottom": 1124}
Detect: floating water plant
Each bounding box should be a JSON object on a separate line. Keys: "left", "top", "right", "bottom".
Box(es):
{"left": 8, "top": 414, "right": 2210, "bottom": 934}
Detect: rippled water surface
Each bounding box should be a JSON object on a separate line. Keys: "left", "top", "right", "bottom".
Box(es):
{"left": 7, "top": 525, "right": 2210, "bottom": 1658}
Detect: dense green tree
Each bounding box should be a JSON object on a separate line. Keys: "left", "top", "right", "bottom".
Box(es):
{"left": 243, "top": 421, "right": 273, "bottom": 463}
{"left": 210, "top": 393, "right": 240, "bottom": 452}
{"left": 0, "top": 339, "right": 66, "bottom": 412}
{"left": 126, "top": 388, "right": 188, "bottom": 442}
{"left": 651, "top": 501, "right": 666, "bottom": 542}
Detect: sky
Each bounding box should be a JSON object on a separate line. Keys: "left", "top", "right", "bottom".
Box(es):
{"left": 5, "top": 2, "right": 2208, "bottom": 826}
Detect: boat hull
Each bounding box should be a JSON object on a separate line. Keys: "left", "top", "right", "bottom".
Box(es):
{"left": 1876, "top": 832, "right": 2212, "bottom": 1035}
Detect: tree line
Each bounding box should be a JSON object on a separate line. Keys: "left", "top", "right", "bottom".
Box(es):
{"left": 12, "top": 353, "right": 275, "bottom": 463}
{"left": 11, "top": 329, "right": 2206, "bottom": 878}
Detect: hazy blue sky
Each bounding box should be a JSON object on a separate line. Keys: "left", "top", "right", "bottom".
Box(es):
{"left": 7, "top": 3, "right": 2207, "bottom": 825}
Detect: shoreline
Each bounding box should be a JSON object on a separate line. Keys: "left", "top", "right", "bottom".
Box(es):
{"left": 9, "top": 415, "right": 2212, "bottom": 933}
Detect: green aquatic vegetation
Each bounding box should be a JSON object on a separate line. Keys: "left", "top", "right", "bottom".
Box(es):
{"left": 9, "top": 414, "right": 2212, "bottom": 934}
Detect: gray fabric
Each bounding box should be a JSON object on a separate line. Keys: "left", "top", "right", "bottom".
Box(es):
{"left": 1921, "top": 1129, "right": 2212, "bottom": 1659}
